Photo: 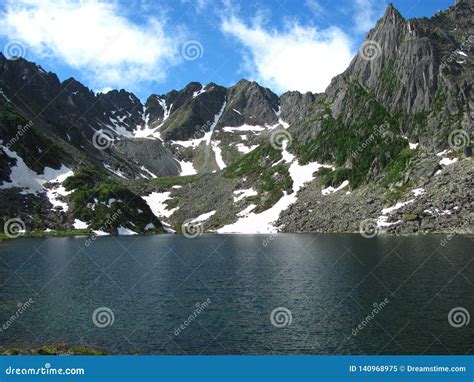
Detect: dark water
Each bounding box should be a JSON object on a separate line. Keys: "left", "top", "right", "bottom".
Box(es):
{"left": 0, "top": 234, "right": 472, "bottom": 355}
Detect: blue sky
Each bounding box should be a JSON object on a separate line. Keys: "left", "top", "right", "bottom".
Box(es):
{"left": 0, "top": 0, "right": 454, "bottom": 101}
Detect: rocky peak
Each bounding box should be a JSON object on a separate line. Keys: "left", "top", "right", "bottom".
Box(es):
{"left": 217, "top": 79, "right": 279, "bottom": 127}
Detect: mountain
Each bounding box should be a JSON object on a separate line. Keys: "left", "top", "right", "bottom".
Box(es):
{"left": 0, "top": 0, "right": 472, "bottom": 237}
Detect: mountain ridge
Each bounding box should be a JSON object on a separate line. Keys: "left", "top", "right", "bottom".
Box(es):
{"left": 0, "top": 0, "right": 472, "bottom": 237}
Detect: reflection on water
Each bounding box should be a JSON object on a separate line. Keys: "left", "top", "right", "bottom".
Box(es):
{"left": 0, "top": 234, "right": 472, "bottom": 354}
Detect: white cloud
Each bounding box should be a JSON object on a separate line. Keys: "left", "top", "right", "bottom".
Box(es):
{"left": 221, "top": 16, "right": 353, "bottom": 94}
{"left": 0, "top": 0, "right": 182, "bottom": 91}
{"left": 305, "top": 0, "right": 325, "bottom": 17}
{"left": 353, "top": 0, "right": 385, "bottom": 34}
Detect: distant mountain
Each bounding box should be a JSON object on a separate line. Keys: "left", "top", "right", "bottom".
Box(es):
{"left": 0, "top": 0, "right": 472, "bottom": 237}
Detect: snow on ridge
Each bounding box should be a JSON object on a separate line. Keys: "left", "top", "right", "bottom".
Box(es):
{"left": 218, "top": 141, "right": 333, "bottom": 234}
{"left": 0, "top": 145, "right": 73, "bottom": 197}
{"left": 193, "top": 86, "right": 207, "bottom": 98}
{"left": 0, "top": 88, "right": 11, "bottom": 102}
{"left": 236, "top": 143, "right": 258, "bottom": 154}
{"left": 321, "top": 180, "right": 349, "bottom": 196}
{"left": 104, "top": 164, "right": 127, "bottom": 178}
{"left": 233, "top": 188, "right": 258, "bottom": 202}
{"left": 222, "top": 124, "right": 265, "bottom": 133}
{"left": 177, "top": 159, "right": 197, "bottom": 176}
{"left": 140, "top": 166, "right": 157, "bottom": 179}
{"left": 211, "top": 141, "right": 226, "bottom": 170}
{"left": 117, "top": 226, "right": 138, "bottom": 235}
{"left": 142, "top": 191, "right": 179, "bottom": 219}
{"left": 439, "top": 157, "right": 458, "bottom": 166}
{"left": 73, "top": 219, "right": 88, "bottom": 229}
{"left": 189, "top": 210, "right": 216, "bottom": 224}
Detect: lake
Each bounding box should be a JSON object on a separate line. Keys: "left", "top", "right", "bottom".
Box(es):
{"left": 0, "top": 234, "right": 472, "bottom": 354}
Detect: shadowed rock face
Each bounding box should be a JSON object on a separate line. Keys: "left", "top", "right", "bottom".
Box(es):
{"left": 290, "top": 1, "right": 473, "bottom": 148}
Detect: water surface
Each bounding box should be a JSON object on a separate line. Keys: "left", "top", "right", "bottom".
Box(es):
{"left": 0, "top": 234, "right": 472, "bottom": 354}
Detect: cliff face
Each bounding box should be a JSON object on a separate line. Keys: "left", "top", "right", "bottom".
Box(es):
{"left": 0, "top": 1, "right": 472, "bottom": 236}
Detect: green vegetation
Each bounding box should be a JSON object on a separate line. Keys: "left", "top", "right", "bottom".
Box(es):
{"left": 150, "top": 174, "right": 200, "bottom": 187}
{"left": 294, "top": 81, "right": 409, "bottom": 188}
{"left": 64, "top": 166, "right": 160, "bottom": 233}
{"left": 3, "top": 343, "right": 109, "bottom": 355}
{"left": 381, "top": 148, "right": 416, "bottom": 187}
{"left": 224, "top": 143, "right": 292, "bottom": 212}
{"left": 0, "top": 104, "right": 67, "bottom": 172}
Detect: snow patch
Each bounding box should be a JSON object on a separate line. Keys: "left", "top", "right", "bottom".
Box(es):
{"left": 117, "top": 226, "right": 138, "bottom": 235}
{"left": 233, "top": 188, "right": 258, "bottom": 202}
{"left": 73, "top": 219, "right": 88, "bottom": 229}
{"left": 439, "top": 157, "right": 458, "bottom": 166}
{"left": 218, "top": 142, "right": 332, "bottom": 233}
{"left": 189, "top": 210, "right": 216, "bottom": 223}
{"left": 236, "top": 143, "right": 259, "bottom": 154}
{"left": 142, "top": 192, "right": 178, "bottom": 218}
{"left": 321, "top": 180, "right": 349, "bottom": 195}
